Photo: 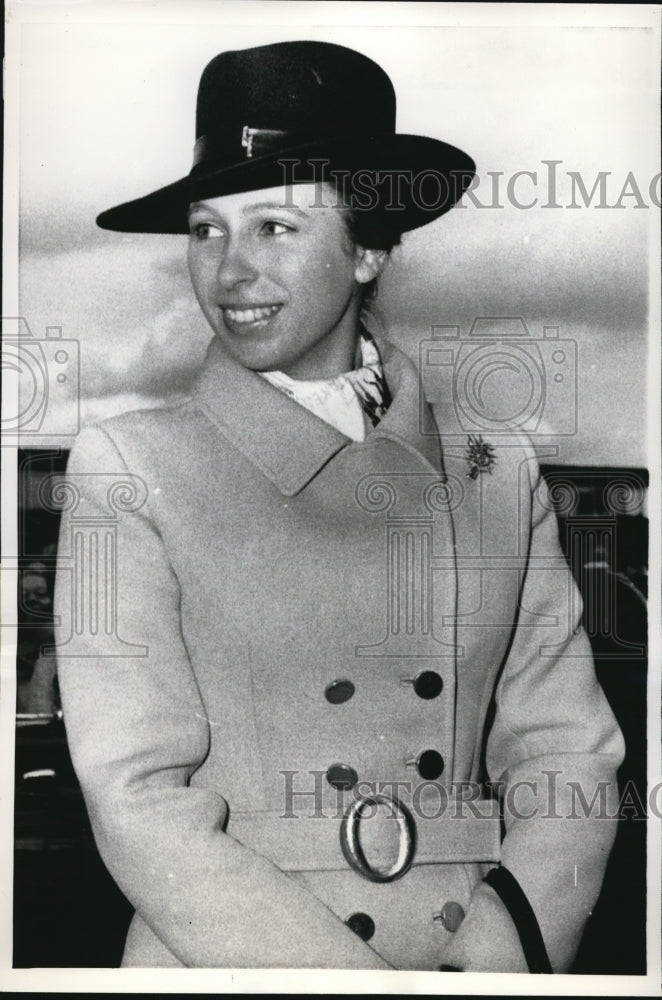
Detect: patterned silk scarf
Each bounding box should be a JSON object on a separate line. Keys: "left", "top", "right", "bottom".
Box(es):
{"left": 345, "top": 333, "right": 392, "bottom": 427}
{"left": 258, "top": 332, "right": 391, "bottom": 442}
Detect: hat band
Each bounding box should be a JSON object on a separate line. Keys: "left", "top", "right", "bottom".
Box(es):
{"left": 192, "top": 126, "right": 297, "bottom": 168}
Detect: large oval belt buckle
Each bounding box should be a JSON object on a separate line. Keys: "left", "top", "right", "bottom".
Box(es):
{"left": 339, "top": 792, "right": 417, "bottom": 883}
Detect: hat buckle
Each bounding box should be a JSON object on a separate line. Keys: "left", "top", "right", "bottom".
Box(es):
{"left": 241, "top": 126, "right": 258, "bottom": 159}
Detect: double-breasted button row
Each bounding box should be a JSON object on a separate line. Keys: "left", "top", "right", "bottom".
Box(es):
{"left": 326, "top": 748, "right": 444, "bottom": 788}
{"left": 345, "top": 901, "right": 466, "bottom": 945}
{"left": 324, "top": 670, "right": 443, "bottom": 705}
{"left": 324, "top": 666, "right": 445, "bottom": 789}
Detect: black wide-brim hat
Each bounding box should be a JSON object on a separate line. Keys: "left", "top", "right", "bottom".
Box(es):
{"left": 97, "top": 40, "right": 475, "bottom": 235}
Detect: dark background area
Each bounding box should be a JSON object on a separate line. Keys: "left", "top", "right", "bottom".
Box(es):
{"left": 13, "top": 450, "right": 648, "bottom": 973}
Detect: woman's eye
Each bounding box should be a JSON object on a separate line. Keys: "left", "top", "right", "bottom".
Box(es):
{"left": 261, "top": 220, "right": 293, "bottom": 236}
{"left": 191, "top": 222, "right": 223, "bottom": 240}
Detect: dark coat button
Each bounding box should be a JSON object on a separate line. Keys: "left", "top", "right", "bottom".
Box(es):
{"left": 325, "top": 679, "right": 355, "bottom": 704}
{"left": 345, "top": 912, "right": 375, "bottom": 941}
{"left": 433, "top": 901, "right": 466, "bottom": 932}
{"left": 415, "top": 749, "right": 444, "bottom": 779}
{"left": 413, "top": 671, "right": 443, "bottom": 699}
{"left": 326, "top": 763, "right": 359, "bottom": 789}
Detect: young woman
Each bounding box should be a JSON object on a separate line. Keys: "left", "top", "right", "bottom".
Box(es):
{"left": 54, "top": 40, "right": 624, "bottom": 972}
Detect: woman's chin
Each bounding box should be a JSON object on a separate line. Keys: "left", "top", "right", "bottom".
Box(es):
{"left": 212, "top": 333, "right": 287, "bottom": 372}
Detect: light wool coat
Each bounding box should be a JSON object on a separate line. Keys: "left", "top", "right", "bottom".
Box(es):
{"left": 54, "top": 335, "right": 624, "bottom": 971}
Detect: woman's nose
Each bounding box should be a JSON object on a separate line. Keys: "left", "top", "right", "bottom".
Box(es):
{"left": 215, "top": 239, "right": 258, "bottom": 289}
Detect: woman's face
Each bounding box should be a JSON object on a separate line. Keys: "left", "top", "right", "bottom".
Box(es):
{"left": 187, "top": 183, "right": 382, "bottom": 378}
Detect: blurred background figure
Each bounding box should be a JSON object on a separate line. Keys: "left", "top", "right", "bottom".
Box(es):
{"left": 17, "top": 559, "right": 59, "bottom": 716}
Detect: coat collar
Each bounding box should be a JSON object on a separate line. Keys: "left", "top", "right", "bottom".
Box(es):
{"left": 192, "top": 334, "right": 443, "bottom": 496}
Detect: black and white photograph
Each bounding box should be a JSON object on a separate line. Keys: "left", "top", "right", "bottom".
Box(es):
{"left": 1, "top": 1, "right": 660, "bottom": 993}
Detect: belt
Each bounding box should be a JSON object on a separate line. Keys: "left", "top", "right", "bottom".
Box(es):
{"left": 227, "top": 797, "right": 502, "bottom": 875}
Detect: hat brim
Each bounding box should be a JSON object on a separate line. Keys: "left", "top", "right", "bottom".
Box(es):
{"left": 96, "top": 134, "right": 475, "bottom": 234}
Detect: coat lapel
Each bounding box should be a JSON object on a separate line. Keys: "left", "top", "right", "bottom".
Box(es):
{"left": 192, "top": 337, "right": 350, "bottom": 496}
{"left": 371, "top": 335, "right": 445, "bottom": 473}
{"left": 192, "top": 334, "right": 445, "bottom": 494}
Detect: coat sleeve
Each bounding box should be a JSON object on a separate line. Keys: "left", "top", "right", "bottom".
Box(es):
{"left": 443, "top": 444, "right": 626, "bottom": 973}
{"left": 54, "top": 425, "right": 393, "bottom": 970}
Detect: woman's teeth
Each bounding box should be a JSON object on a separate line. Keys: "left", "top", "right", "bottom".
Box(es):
{"left": 224, "top": 305, "right": 280, "bottom": 324}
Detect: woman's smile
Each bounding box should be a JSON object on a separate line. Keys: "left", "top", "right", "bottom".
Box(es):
{"left": 220, "top": 303, "right": 284, "bottom": 334}
{"left": 221, "top": 304, "right": 282, "bottom": 326}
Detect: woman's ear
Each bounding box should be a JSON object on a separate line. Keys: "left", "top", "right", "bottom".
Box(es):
{"left": 354, "top": 247, "right": 387, "bottom": 285}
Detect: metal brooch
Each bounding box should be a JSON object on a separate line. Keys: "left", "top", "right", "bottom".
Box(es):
{"left": 465, "top": 434, "right": 496, "bottom": 480}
